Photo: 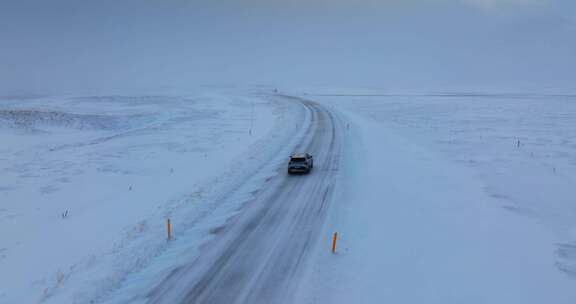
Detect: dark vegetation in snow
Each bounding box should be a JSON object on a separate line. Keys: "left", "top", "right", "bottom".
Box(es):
{"left": 0, "top": 109, "right": 147, "bottom": 131}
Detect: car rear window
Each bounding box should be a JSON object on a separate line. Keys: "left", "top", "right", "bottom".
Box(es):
{"left": 290, "top": 157, "right": 306, "bottom": 162}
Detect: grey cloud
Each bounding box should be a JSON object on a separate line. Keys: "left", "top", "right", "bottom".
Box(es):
{"left": 0, "top": 0, "right": 574, "bottom": 94}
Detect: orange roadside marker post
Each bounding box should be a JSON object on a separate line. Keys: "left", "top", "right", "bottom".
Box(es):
{"left": 332, "top": 232, "right": 338, "bottom": 253}
{"left": 167, "top": 218, "right": 172, "bottom": 241}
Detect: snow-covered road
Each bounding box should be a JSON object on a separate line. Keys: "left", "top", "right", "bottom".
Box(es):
{"left": 144, "top": 98, "right": 342, "bottom": 303}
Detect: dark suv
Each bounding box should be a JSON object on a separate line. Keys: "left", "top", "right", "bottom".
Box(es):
{"left": 288, "top": 153, "right": 314, "bottom": 174}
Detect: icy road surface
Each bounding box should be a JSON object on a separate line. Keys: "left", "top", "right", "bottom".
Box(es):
{"left": 143, "top": 98, "right": 342, "bottom": 304}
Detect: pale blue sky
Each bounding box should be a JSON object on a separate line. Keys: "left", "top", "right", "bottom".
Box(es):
{"left": 1, "top": 0, "right": 575, "bottom": 93}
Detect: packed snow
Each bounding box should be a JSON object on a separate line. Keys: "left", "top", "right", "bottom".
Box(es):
{"left": 0, "top": 92, "right": 302, "bottom": 303}
{"left": 296, "top": 90, "right": 576, "bottom": 303}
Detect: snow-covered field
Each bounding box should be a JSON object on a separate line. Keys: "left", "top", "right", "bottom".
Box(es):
{"left": 298, "top": 91, "right": 576, "bottom": 303}
{"left": 2, "top": 89, "right": 575, "bottom": 304}
{"left": 0, "top": 92, "right": 302, "bottom": 303}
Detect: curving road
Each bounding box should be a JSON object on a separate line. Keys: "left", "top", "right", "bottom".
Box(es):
{"left": 146, "top": 97, "right": 342, "bottom": 304}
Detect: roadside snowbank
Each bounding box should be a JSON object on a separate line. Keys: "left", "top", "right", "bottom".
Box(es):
{"left": 0, "top": 92, "right": 300, "bottom": 303}
{"left": 313, "top": 93, "right": 576, "bottom": 277}
{"left": 298, "top": 98, "right": 576, "bottom": 303}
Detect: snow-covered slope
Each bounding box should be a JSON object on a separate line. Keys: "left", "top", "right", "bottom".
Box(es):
{"left": 0, "top": 92, "right": 300, "bottom": 303}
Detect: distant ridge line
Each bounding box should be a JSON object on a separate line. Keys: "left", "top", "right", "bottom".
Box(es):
{"left": 306, "top": 93, "right": 576, "bottom": 98}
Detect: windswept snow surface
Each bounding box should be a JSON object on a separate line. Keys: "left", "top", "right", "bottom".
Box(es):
{"left": 0, "top": 92, "right": 299, "bottom": 303}
{"left": 297, "top": 91, "right": 576, "bottom": 303}
{"left": 3, "top": 89, "right": 576, "bottom": 304}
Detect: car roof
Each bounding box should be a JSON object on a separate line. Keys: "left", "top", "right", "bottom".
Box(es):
{"left": 291, "top": 153, "right": 309, "bottom": 158}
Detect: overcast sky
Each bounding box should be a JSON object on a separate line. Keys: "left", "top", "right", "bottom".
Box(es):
{"left": 1, "top": 0, "right": 575, "bottom": 94}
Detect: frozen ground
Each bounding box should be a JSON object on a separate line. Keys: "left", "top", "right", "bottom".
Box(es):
{"left": 297, "top": 90, "right": 576, "bottom": 303}
{"left": 1, "top": 88, "right": 575, "bottom": 304}
{"left": 0, "top": 92, "right": 299, "bottom": 303}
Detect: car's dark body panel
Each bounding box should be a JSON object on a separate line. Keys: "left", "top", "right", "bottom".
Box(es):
{"left": 288, "top": 153, "right": 313, "bottom": 174}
